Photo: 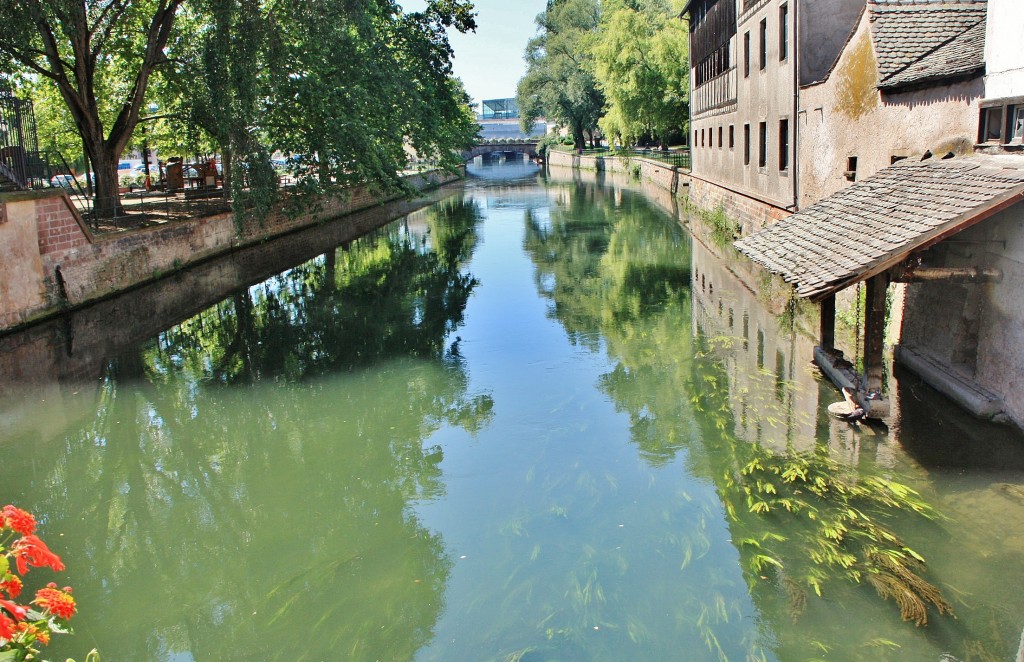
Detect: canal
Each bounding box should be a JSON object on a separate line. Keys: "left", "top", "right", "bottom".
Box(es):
{"left": 3, "top": 159, "right": 1024, "bottom": 661}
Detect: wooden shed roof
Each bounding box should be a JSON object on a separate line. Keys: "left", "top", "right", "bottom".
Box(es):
{"left": 734, "top": 156, "right": 1024, "bottom": 301}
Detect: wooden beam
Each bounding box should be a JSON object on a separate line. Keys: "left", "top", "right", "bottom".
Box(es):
{"left": 819, "top": 294, "right": 835, "bottom": 350}
{"left": 863, "top": 273, "right": 889, "bottom": 393}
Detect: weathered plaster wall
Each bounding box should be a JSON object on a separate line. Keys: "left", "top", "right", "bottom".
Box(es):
{"left": 0, "top": 169, "right": 460, "bottom": 332}
{"left": 798, "top": 0, "right": 863, "bottom": 85}
{"left": 901, "top": 204, "right": 1024, "bottom": 427}
{"left": 691, "top": 0, "right": 797, "bottom": 212}
{"left": 985, "top": 0, "right": 1024, "bottom": 98}
{"left": 798, "top": 12, "right": 983, "bottom": 205}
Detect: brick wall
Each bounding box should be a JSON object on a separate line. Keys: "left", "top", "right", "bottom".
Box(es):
{"left": 0, "top": 169, "right": 461, "bottom": 333}
{"left": 686, "top": 176, "right": 791, "bottom": 236}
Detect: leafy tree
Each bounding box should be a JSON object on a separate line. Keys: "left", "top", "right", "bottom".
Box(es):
{"left": 591, "top": 0, "right": 689, "bottom": 147}
{"left": 516, "top": 0, "right": 604, "bottom": 148}
{"left": 0, "top": 0, "right": 477, "bottom": 222}
{"left": 0, "top": 0, "right": 186, "bottom": 217}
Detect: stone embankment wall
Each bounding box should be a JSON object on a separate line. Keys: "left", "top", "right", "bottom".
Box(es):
{"left": 547, "top": 149, "right": 791, "bottom": 236}
{"left": 546, "top": 149, "right": 681, "bottom": 194}
{"left": 0, "top": 170, "right": 460, "bottom": 332}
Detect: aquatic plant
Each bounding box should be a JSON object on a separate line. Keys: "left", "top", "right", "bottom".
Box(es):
{"left": 689, "top": 343, "right": 954, "bottom": 627}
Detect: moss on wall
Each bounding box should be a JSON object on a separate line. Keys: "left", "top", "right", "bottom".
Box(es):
{"left": 835, "top": 31, "right": 879, "bottom": 120}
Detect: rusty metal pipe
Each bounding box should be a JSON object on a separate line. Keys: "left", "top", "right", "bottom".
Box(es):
{"left": 892, "top": 266, "right": 1003, "bottom": 283}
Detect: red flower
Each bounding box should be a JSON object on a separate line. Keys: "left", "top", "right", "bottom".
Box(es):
{"left": 0, "top": 597, "right": 26, "bottom": 623}
{"left": 33, "top": 585, "right": 76, "bottom": 620}
{"left": 10, "top": 535, "right": 65, "bottom": 575}
{"left": 1, "top": 505, "right": 36, "bottom": 536}
{"left": 0, "top": 612, "right": 15, "bottom": 640}
{"left": 0, "top": 575, "right": 22, "bottom": 599}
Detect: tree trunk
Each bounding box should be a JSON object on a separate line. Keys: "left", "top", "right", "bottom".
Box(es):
{"left": 222, "top": 144, "right": 233, "bottom": 201}
{"left": 572, "top": 123, "right": 585, "bottom": 150}
{"left": 89, "top": 147, "right": 124, "bottom": 220}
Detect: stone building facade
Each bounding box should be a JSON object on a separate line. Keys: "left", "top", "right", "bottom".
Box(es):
{"left": 686, "top": 0, "right": 988, "bottom": 227}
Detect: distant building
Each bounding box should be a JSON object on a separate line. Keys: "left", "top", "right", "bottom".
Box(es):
{"left": 481, "top": 98, "right": 519, "bottom": 120}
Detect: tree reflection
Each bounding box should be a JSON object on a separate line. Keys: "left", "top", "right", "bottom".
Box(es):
{"left": 526, "top": 181, "right": 961, "bottom": 659}
{"left": 9, "top": 197, "right": 494, "bottom": 661}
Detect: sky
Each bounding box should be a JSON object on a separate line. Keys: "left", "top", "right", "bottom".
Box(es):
{"left": 401, "top": 0, "right": 548, "bottom": 105}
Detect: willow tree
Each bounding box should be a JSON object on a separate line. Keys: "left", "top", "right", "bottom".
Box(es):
{"left": 516, "top": 0, "right": 604, "bottom": 148}
{"left": 0, "top": 0, "right": 185, "bottom": 218}
{"left": 262, "top": 0, "right": 478, "bottom": 195}
{"left": 591, "top": 0, "right": 689, "bottom": 147}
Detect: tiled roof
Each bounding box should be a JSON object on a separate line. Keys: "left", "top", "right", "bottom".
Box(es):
{"left": 869, "top": 1, "right": 987, "bottom": 90}
{"left": 734, "top": 156, "right": 1024, "bottom": 300}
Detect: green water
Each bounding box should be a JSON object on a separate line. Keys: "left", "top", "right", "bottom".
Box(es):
{"left": 3, "top": 162, "right": 1024, "bottom": 661}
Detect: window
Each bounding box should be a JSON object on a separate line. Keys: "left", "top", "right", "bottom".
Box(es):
{"left": 758, "top": 121, "right": 767, "bottom": 168}
{"left": 718, "top": 126, "right": 723, "bottom": 149}
{"left": 891, "top": 155, "right": 907, "bottom": 165}
{"left": 1013, "top": 106, "right": 1024, "bottom": 143}
{"left": 743, "top": 124, "right": 751, "bottom": 165}
{"left": 709, "top": 127, "right": 713, "bottom": 148}
{"left": 744, "top": 32, "right": 750, "bottom": 78}
{"left": 846, "top": 156, "right": 858, "bottom": 181}
{"left": 729, "top": 125, "right": 735, "bottom": 149}
{"left": 701, "top": 128, "right": 705, "bottom": 147}
{"left": 779, "top": 119, "right": 789, "bottom": 171}
{"left": 759, "top": 18, "right": 767, "bottom": 71}
{"left": 779, "top": 4, "right": 789, "bottom": 61}
{"left": 694, "top": 129, "right": 698, "bottom": 147}
{"left": 981, "top": 107, "right": 1004, "bottom": 142}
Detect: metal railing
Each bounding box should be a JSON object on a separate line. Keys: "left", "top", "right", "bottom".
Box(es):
{"left": 552, "top": 145, "right": 691, "bottom": 170}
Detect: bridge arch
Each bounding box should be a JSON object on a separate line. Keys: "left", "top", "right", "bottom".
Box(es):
{"left": 461, "top": 141, "right": 539, "bottom": 162}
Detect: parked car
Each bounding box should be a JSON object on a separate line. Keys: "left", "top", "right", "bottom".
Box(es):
{"left": 50, "top": 174, "right": 75, "bottom": 188}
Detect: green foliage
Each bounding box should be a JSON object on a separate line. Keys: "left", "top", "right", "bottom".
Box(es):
{"left": 697, "top": 205, "right": 740, "bottom": 247}
{"left": 688, "top": 335, "right": 954, "bottom": 628}
{"left": 590, "top": 0, "right": 689, "bottom": 147}
{"left": 516, "top": 0, "right": 605, "bottom": 149}
{"left": 4, "top": 0, "right": 476, "bottom": 223}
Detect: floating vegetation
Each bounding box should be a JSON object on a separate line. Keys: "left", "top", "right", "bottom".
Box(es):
{"left": 690, "top": 335, "right": 954, "bottom": 627}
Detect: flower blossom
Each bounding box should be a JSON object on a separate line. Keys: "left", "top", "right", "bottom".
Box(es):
{"left": 0, "top": 575, "right": 22, "bottom": 599}
{"left": 0, "top": 598, "right": 27, "bottom": 638}
{"left": 33, "top": 584, "right": 75, "bottom": 620}
{"left": 1, "top": 505, "right": 36, "bottom": 536}
{"left": 10, "top": 535, "right": 65, "bottom": 575}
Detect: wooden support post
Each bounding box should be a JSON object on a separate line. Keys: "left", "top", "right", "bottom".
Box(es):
{"left": 819, "top": 294, "right": 836, "bottom": 351}
{"left": 863, "top": 273, "right": 889, "bottom": 393}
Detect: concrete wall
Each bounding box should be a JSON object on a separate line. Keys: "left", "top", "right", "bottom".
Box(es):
{"left": 691, "top": 0, "right": 798, "bottom": 211}
{"left": 798, "top": 0, "right": 863, "bottom": 86}
{"left": 985, "top": 0, "right": 1024, "bottom": 99}
{"left": 798, "top": 12, "right": 983, "bottom": 205}
{"left": 546, "top": 149, "right": 681, "bottom": 195}
{"left": 0, "top": 169, "right": 461, "bottom": 333}
{"left": 900, "top": 204, "right": 1024, "bottom": 428}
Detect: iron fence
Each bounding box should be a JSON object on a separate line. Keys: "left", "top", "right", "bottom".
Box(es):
{"left": 552, "top": 145, "right": 691, "bottom": 170}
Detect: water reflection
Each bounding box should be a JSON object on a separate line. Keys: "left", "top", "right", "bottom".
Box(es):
{"left": 1, "top": 166, "right": 1023, "bottom": 661}
{"left": 2, "top": 197, "right": 494, "bottom": 661}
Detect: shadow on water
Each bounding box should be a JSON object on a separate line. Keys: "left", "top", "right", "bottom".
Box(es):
{"left": 1, "top": 195, "right": 495, "bottom": 661}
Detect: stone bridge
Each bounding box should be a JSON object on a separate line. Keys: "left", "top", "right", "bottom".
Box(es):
{"left": 461, "top": 141, "right": 539, "bottom": 162}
